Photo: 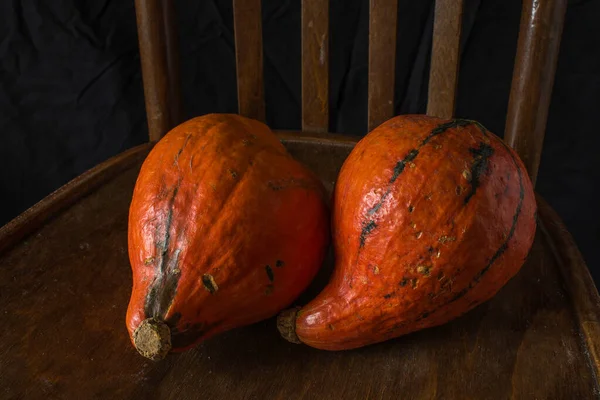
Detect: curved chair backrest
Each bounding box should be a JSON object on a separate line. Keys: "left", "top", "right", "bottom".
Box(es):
{"left": 134, "top": 0, "right": 567, "bottom": 186}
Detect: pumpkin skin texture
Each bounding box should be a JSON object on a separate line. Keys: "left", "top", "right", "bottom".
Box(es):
{"left": 278, "top": 114, "right": 536, "bottom": 351}
{"left": 126, "top": 114, "right": 329, "bottom": 360}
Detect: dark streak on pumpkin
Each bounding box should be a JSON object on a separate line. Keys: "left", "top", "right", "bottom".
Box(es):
{"left": 144, "top": 178, "right": 183, "bottom": 319}
{"left": 383, "top": 292, "right": 395, "bottom": 299}
{"left": 464, "top": 142, "right": 495, "bottom": 204}
{"left": 360, "top": 221, "right": 377, "bottom": 248}
{"left": 275, "top": 260, "right": 285, "bottom": 268}
{"left": 399, "top": 278, "right": 409, "bottom": 287}
{"left": 422, "top": 119, "right": 473, "bottom": 145}
{"left": 390, "top": 149, "right": 419, "bottom": 183}
{"left": 265, "top": 265, "right": 274, "bottom": 282}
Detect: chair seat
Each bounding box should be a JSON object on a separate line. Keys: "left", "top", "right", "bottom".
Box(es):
{"left": 1, "top": 134, "right": 598, "bottom": 399}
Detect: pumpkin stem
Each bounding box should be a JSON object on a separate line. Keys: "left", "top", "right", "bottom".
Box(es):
{"left": 276, "top": 307, "right": 302, "bottom": 344}
{"left": 133, "top": 318, "right": 172, "bottom": 360}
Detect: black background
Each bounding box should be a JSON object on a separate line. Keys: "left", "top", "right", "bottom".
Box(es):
{"left": 1, "top": 0, "right": 598, "bottom": 281}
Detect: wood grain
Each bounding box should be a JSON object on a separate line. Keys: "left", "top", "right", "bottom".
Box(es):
{"left": 302, "top": 0, "right": 329, "bottom": 133}
{"left": 234, "top": 0, "right": 266, "bottom": 122}
{"left": 0, "top": 143, "right": 153, "bottom": 256}
{"left": 1, "top": 135, "right": 598, "bottom": 399}
{"left": 135, "top": 0, "right": 182, "bottom": 141}
{"left": 538, "top": 195, "right": 600, "bottom": 383}
{"left": 368, "top": 0, "right": 398, "bottom": 131}
{"left": 504, "top": 0, "right": 568, "bottom": 186}
{"left": 427, "top": 0, "right": 464, "bottom": 119}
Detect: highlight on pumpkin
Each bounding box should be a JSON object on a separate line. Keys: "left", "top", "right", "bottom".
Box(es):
{"left": 278, "top": 114, "right": 537, "bottom": 351}
{"left": 126, "top": 113, "right": 330, "bottom": 360}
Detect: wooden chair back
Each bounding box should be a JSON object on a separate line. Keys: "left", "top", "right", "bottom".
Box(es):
{"left": 134, "top": 0, "right": 567, "bottom": 186}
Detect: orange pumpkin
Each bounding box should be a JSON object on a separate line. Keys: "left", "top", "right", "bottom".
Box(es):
{"left": 127, "top": 114, "right": 329, "bottom": 360}
{"left": 278, "top": 115, "right": 537, "bottom": 351}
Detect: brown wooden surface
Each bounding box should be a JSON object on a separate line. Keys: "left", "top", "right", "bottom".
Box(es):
{"left": 426, "top": 0, "right": 464, "bottom": 119}
{"left": 367, "top": 0, "right": 398, "bottom": 131}
{"left": 0, "top": 143, "right": 153, "bottom": 255}
{"left": 1, "top": 136, "right": 599, "bottom": 399}
{"left": 538, "top": 195, "right": 600, "bottom": 382}
{"left": 135, "top": 0, "right": 182, "bottom": 141}
{"left": 302, "top": 0, "right": 329, "bottom": 133}
{"left": 505, "top": 0, "right": 568, "bottom": 186}
{"left": 234, "top": 0, "right": 266, "bottom": 122}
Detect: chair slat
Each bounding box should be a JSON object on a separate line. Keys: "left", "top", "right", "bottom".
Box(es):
{"left": 368, "top": 0, "right": 398, "bottom": 131}
{"left": 302, "top": 0, "right": 329, "bottom": 133}
{"left": 234, "top": 0, "right": 266, "bottom": 122}
{"left": 505, "top": 0, "right": 568, "bottom": 186}
{"left": 135, "top": 0, "right": 183, "bottom": 141}
{"left": 427, "top": 0, "right": 464, "bottom": 120}
{"left": 162, "top": 0, "right": 183, "bottom": 128}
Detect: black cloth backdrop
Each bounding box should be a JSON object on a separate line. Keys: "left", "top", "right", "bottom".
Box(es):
{"left": 1, "top": 0, "right": 599, "bottom": 280}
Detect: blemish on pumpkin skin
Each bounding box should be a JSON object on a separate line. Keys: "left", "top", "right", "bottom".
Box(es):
{"left": 328, "top": 324, "right": 335, "bottom": 331}
{"left": 417, "top": 266, "right": 431, "bottom": 276}
{"left": 144, "top": 257, "right": 155, "bottom": 265}
{"left": 411, "top": 278, "right": 419, "bottom": 289}
{"left": 275, "top": 260, "right": 285, "bottom": 268}
{"left": 265, "top": 265, "right": 274, "bottom": 282}
{"left": 425, "top": 193, "right": 433, "bottom": 201}
{"left": 408, "top": 205, "right": 414, "bottom": 213}
{"left": 202, "top": 274, "right": 218, "bottom": 294}
{"left": 438, "top": 235, "right": 456, "bottom": 244}
{"left": 415, "top": 231, "right": 423, "bottom": 239}
{"left": 456, "top": 186, "right": 463, "bottom": 195}
{"left": 411, "top": 222, "right": 417, "bottom": 230}
{"left": 383, "top": 292, "right": 395, "bottom": 299}
{"left": 228, "top": 169, "right": 239, "bottom": 179}
{"left": 462, "top": 170, "right": 472, "bottom": 182}
{"left": 372, "top": 265, "right": 380, "bottom": 275}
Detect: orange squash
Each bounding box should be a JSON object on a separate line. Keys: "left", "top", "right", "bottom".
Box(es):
{"left": 278, "top": 115, "right": 537, "bottom": 351}
{"left": 127, "top": 114, "right": 329, "bottom": 360}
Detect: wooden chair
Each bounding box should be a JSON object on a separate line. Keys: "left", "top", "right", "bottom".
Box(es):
{"left": 1, "top": 0, "right": 598, "bottom": 398}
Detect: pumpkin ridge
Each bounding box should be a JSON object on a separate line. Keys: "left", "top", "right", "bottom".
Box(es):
{"left": 463, "top": 141, "right": 495, "bottom": 204}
